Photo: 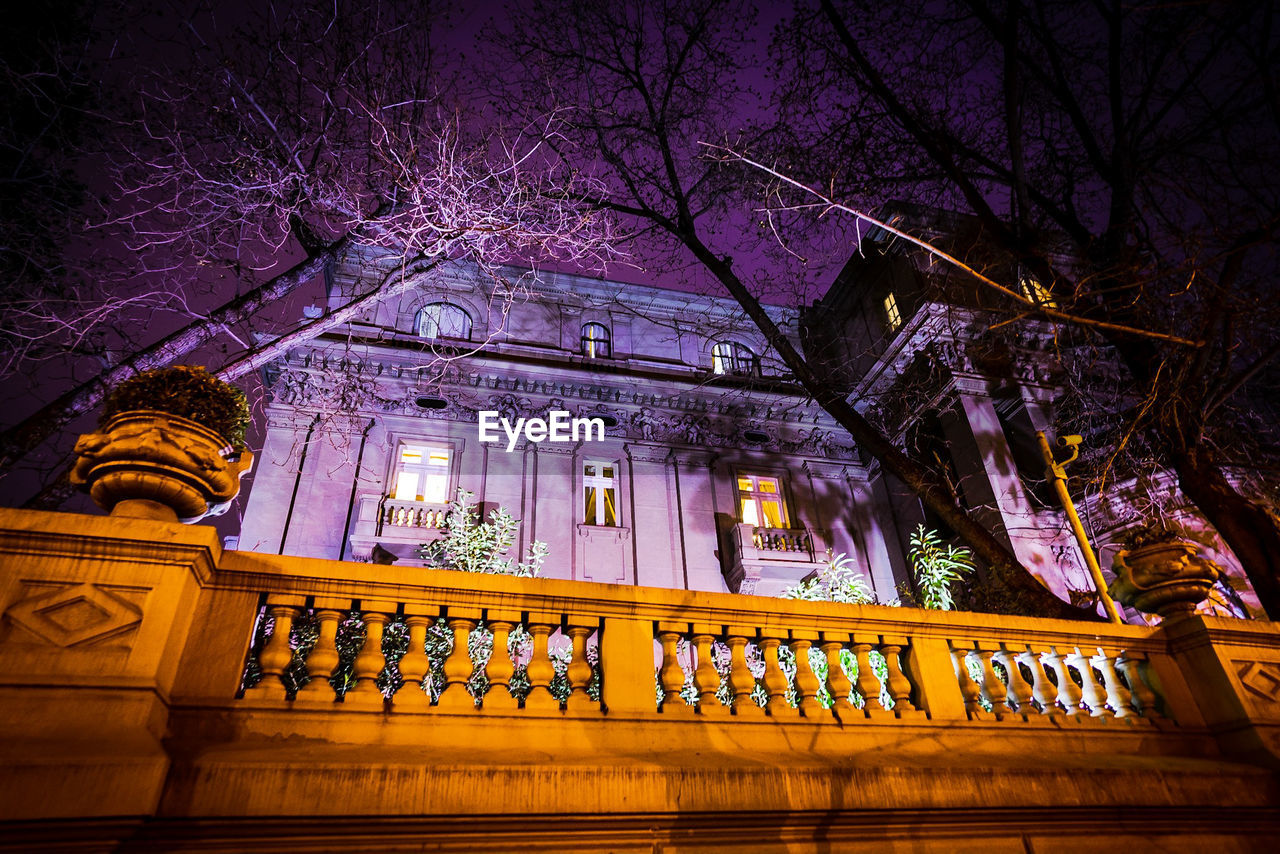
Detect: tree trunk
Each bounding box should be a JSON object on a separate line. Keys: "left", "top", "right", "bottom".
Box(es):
{"left": 1169, "top": 444, "right": 1280, "bottom": 620}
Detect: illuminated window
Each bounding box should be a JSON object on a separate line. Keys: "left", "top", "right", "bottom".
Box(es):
{"left": 581, "top": 322, "right": 611, "bottom": 359}
{"left": 583, "top": 461, "right": 618, "bottom": 526}
{"left": 1020, "top": 275, "right": 1057, "bottom": 309}
{"left": 391, "top": 443, "right": 451, "bottom": 504}
{"left": 737, "top": 473, "right": 788, "bottom": 528}
{"left": 884, "top": 292, "right": 902, "bottom": 331}
{"left": 711, "top": 341, "right": 759, "bottom": 376}
{"left": 415, "top": 302, "right": 472, "bottom": 341}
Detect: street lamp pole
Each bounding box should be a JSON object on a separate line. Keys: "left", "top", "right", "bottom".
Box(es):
{"left": 1036, "top": 431, "right": 1123, "bottom": 624}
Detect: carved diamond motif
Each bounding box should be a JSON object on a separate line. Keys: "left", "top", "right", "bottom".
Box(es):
{"left": 1235, "top": 660, "right": 1280, "bottom": 716}
{"left": 4, "top": 583, "right": 142, "bottom": 647}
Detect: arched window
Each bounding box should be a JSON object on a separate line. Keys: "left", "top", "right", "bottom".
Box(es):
{"left": 581, "top": 322, "right": 611, "bottom": 359}
{"left": 415, "top": 302, "right": 472, "bottom": 341}
{"left": 711, "top": 341, "right": 758, "bottom": 376}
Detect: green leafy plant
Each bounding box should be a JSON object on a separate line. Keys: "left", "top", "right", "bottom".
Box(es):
{"left": 417, "top": 488, "right": 548, "bottom": 576}
{"left": 100, "top": 365, "right": 250, "bottom": 449}
{"left": 908, "top": 525, "right": 975, "bottom": 610}
{"left": 782, "top": 550, "right": 875, "bottom": 604}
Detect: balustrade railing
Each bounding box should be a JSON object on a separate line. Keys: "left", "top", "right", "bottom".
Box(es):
{"left": 947, "top": 639, "right": 1164, "bottom": 722}
{"left": 653, "top": 622, "right": 920, "bottom": 720}
{"left": 379, "top": 497, "right": 449, "bottom": 532}
{"left": 231, "top": 565, "right": 1183, "bottom": 732}
{"left": 750, "top": 527, "right": 813, "bottom": 556}
{"left": 242, "top": 595, "right": 601, "bottom": 713}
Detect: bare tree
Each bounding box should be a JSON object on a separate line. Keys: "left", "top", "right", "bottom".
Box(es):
{"left": 0, "top": 0, "right": 615, "bottom": 494}
{"left": 499, "top": 0, "right": 1090, "bottom": 617}
{"left": 760, "top": 0, "right": 1280, "bottom": 616}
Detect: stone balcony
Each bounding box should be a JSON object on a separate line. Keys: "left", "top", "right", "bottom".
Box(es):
{"left": 1, "top": 507, "right": 1279, "bottom": 851}
{"left": 346, "top": 493, "right": 449, "bottom": 564}
{"left": 725, "top": 521, "right": 829, "bottom": 596}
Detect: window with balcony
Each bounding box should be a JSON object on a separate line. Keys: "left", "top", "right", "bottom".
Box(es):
{"left": 711, "top": 341, "right": 759, "bottom": 376}
{"left": 391, "top": 443, "right": 451, "bottom": 504}
{"left": 415, "top": 302, "right": 472, "bottom": 341}
{"left": 737, "top": 473, "right": 788, "bottom": 528}
{"left": 581, "top": 322, "right": 611, "bottom": 359}
{"left": 583, "top": 461, "right": 618, "bottom": 526}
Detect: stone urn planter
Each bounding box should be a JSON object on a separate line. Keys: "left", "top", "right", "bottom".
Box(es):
{"left": 1108, "top": 540, "right": 1222, "bottom": 619}
{"left": 69, "top": 366, "right": 253, "bottom": 524}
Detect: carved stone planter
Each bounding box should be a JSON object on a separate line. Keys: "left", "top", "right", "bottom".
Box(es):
{"left": 1108, "top": 541, "right": 1222, "bottom": 619}
{"left": 70, "top": 410, "right": 254, "bottom": 523}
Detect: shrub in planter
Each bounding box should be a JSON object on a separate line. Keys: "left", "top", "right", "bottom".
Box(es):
{"left": 100, "top": 365, "right": 250, "bottom": 450}
{"left": 70, "top": 366, "right": 254, "bottom": 523}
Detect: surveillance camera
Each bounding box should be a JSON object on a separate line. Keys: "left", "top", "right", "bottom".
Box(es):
{"left": 1058, "top": 434, "right": 1083, "bottom": 448}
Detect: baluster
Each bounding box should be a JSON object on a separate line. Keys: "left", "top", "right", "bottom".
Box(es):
{"left": 1017, "top": 646, "right": 1059, "bottom": 716}
{"left": 483, "top": 612, "right": 520, "bottom": 711}
{"left": 879, "top": 636, "right": 920, "bottom": 717}
{"left": 1042, "top": 646, "right": 1085, "bottom": 718}
{"left": 972, "top": 644, "right": 1013, "bottom": 719}
{"left": 296, "top": 608, "right": 343, "bottom": 702}
{"left": 852, "top": 636, "right": 887, "bottom": 716}
{"left": 821, "top": 634, "right": 857, "bottom": 716}
{"left": 657, "top": 625, "right": 689, "bottom": 714}
{"left": 994, "top": 645, "right": 1036, "bottom": 718}
{"left": 950, "top": 643, "right": 987, "bottom": 720}
{"left": 726, "top": 627, "right": 764, "bottom": 717}
{"left": 395, "top": 612, "right": 434, "bottom": 709}
{"left": 565, "top": 623, "right": 597, "bottom": 712}
{"left": 1092, "top": 647, "right": 1135, "bottom": 720}
{"left": 692, "top": 627, "right": 727, "bottom": 716}
{"left": 524, "top": 615, "right": 559, "bottom": 712}
{"left": 790, "top": 631, "right": 823, "bottom": 718}
{"left": 436, "top": 610, "right": 480, "bottom": 711}
{"left": 346, "top": 609, "right": 389, "bottom": 707}
{"left": 255, "top": 603, "right": 300, "bottom": 701}
{"left": 759, "top": 634, "right": 796, "bottom": 719}
{"left": 1066, "top": 647, "right": 1112, "bottom": 720}
{"left": 1116, "top": 650, "right": 1162, "bottom": 720}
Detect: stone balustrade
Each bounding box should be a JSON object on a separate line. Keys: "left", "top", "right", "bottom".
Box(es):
{"left": 750, "top": 526, "right": 814, "bottom": 555}
{"left": 380, "top": 496, "right": 449, "bottom": 531}
{"left": 2, "top": 508, "right": 1280, "bottom": 850}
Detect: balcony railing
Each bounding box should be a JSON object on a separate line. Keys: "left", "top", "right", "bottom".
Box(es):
{"left": 378, "top": 496, "right": 449, "bottom": 533}
{"left": 750, "top": 526, "right": 814, "bottom": 557}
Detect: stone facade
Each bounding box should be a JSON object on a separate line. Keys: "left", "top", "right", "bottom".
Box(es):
{"left": 235, "top": 240, "right": 1262, "bottom": 620}
{"left": 805, "top": 223, "right": 1265, "bottom": 620}
{"left": 238, "top": 257, "right": 900, "bottom": 600}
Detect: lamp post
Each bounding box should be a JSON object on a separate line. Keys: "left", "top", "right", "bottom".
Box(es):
{"left": 1036, "top": 431, "right": 1122, "bottom": 624}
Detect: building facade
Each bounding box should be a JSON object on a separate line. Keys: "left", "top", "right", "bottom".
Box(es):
{"left": 239, "top": 256, "right": 902, "bottom": 600}
{"left": 238, "top": 233, "right": 1263, "bottom": 621}
{"left": 804, "top": 206, "right": 1263, "bottom": 619}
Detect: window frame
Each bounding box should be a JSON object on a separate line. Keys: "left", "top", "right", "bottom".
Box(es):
{"left": 414, "top": 302, "right": 473, "bottom": 342}
{"left": 1019, "top": 275, "right": 1057, "bottom": 309}
{"left": 711, "top": 341, "right": 759, "bottom": 376}
{"left": 581, "top": 322, "right": 612, "bottom": 359}
{"left": 735, "top": 471, "right": 791, "bottom": 529}
{"left": 884, "top": 292, "right": 903, "bottom": 331}
{"left": 582, "top": 459, "right": 620, "bottom": 527}
{"left": 388, "top": 440, "right": 454, "bottom": 505}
